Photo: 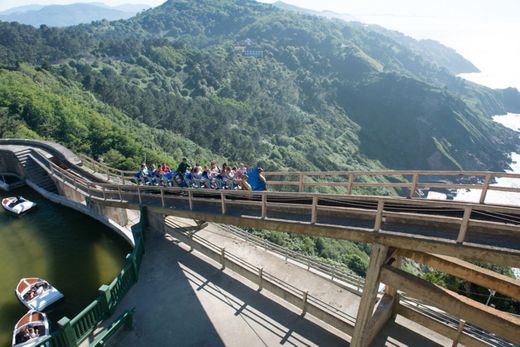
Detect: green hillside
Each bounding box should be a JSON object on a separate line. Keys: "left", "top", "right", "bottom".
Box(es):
{"left": 1, "top": 0, "right": 520, "bottom": 280}
{"left": 0, "top": 64, "right": 221, "bottom": 169}
{"left": 1, "top": 0, "right": 519, "bottom": 171}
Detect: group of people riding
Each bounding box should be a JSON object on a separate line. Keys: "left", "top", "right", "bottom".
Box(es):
{"left": 20, "top": 327, "right": 40, "bottom": 342}
{"left": 134, "top": 158, "right": 267, "bottom": 191}
{"left": 23, "top": 283, "right": 49, "bottom": 301}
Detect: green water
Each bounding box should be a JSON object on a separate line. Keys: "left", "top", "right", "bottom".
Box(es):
{"left": 0, "top": 187, "right": 132, "bottom": 346}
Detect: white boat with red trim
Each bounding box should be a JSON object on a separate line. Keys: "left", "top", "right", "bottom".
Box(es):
{"left": 16, "top": 278, "right": 64, "bottom": 311}
{"left": 2, "top": 196, "right": 36, "bottom": 215}
{"left": 12, "top": 310, "right": 50, "bottom": 347}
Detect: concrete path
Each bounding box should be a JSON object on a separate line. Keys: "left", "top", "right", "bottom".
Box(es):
{"left": 87, "top": 218, "right": 454, "bottom": 347}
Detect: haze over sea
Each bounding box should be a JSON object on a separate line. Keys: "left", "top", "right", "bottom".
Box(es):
{"left": 259, "top": 0, "right": 520, "bottom": 91}
{"left": 1, "top": 0, "right": 518, "bottom": 90}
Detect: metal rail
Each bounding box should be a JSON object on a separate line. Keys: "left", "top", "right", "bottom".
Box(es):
{"left": 216, "top": 223, "right": 516, "bottom": 347}
{"left": 22, "top": 148, "right": 520, "bottom": 266}
{"left": 78, "top": 154, "right": 520, "bottom": 206}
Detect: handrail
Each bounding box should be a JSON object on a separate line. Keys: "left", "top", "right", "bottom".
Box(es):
{"left": 167, "top": 219, "right": 358, "bottom": 331}
{"left": 77, "top": 153, "right": 520, "bottom": 206}
{"left": 27, "top": 151, "right": 520, "bottom": 263}
{"left": 265, "top": 170, "right": 520, "bottom": 203}
{"left": 89, "top": 308, "right": 135, "bottom": 347}
{"left": 216, "top": 223, "right": 514, "bottom": 346}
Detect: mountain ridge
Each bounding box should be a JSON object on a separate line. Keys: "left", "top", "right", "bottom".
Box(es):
{"left": 0, "top": 2, "right": 150, "bottom": 27}
{"left": 0, "top": 0, "right": 518, "bottom": 172}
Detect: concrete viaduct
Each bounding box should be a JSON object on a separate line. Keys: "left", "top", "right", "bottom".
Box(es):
{"left": 0, "top": 139, "right": 519, "bottom": 346}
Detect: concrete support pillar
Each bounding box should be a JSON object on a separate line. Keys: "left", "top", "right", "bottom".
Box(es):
{"left": 144, "top": 208, "right": 166, "bottom": 236}
{"left": 351, "top": 243, "right": 389, "bottom": 347}
{"left": 86, "top": 197, "right": 129, "bottom": 227}
{"left": 58, "top": 180, "right": 86, "bottom": 204}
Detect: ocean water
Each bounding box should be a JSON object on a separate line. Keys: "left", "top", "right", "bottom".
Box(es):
{"left": 426, "top": 113, "right": 520, "bottom": 279}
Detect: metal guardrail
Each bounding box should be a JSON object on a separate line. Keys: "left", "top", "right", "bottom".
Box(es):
{"left": 216, "top": 223, "right": 517, "bottom": 347}
{"left": 79, "top": 154, "right": 520, "bottom": 206}
{"left": 217, "top": 224, "right": 365, "bottom": 293}
{"left": 166, "top": 219, "right": 357, "bottom": 332}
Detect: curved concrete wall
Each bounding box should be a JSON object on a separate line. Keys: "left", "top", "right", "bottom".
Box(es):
{"left": 0, "top": 142, "right": 135, "bottom": 246}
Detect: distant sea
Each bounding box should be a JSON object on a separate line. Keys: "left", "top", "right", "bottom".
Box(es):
{"left": 428, "top": 113, "right": 520, "bottom": 279}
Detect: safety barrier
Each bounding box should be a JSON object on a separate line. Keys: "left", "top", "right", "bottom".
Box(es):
{"left": 35, "top": 222, "right": 145, "bottom": 347}
{"left": 217, "top": 224, "right": 365, "bottom": 293}
{"left": 265, "top": 170, "right": 520, "bottom": 205}
{"left": 41, "top": 155, "right": 520, "bottom": 263}
{"left": 79, "top": 153, "right": 520, "bottom": 206}
{"left": 166, "top": 219, "right": 357, "bottom": 334}
{"left": 215, "top": 223, "right": 513, "bottom": 347}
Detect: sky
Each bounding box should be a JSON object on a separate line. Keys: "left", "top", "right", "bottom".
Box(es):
{"left": 0, "top": 0, "right": 518, "bottom": 90}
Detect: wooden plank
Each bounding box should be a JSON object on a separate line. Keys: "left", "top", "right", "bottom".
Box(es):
{"left": 380, "top": 265, "right": 520, "bottom": 343}
{"left": 397, "top": 250, "right": 520, "bottom": 302}
{"left": 397, "top": 304, "right": 489, "bottom": 347}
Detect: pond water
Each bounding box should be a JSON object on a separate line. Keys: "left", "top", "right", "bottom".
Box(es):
{"left": 0, "top": 186, "right": 131, "bottom": 346}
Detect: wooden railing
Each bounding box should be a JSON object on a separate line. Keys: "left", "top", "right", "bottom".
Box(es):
{"left": 79, "top": 154, "right": 136, "bottom": 185}
{"left": 78, "top": 154, "right": 520, "bottom": 206}
{"left": 265, "top": 170, "right": 520, "bottom": 204}
{"left": 31, "top": 151, "right": 520, "bottom": 259}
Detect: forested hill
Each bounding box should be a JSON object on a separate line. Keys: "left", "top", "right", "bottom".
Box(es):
{"left": 0, "top": 0, "right": 519, "bottom": 172}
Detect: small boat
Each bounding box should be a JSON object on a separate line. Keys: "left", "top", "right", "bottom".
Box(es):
{"left": 12, "top": 310, "right": 49, "bottom": 347}
{"left": 16, "top": 278, "right": 64, "bottom": 311}
{"left": 2, "top": 196, "right": 36, "bottom": 215}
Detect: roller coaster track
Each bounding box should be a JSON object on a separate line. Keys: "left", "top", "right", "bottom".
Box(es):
{"left": 1, "top": 139, "right": 519, "bottom": 346}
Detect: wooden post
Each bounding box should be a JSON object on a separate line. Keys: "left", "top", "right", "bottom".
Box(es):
{"left": 298, "top": 173, "right": 305, "bottom": 192}
{"left": 102, "top": 186, "right": 106, "bottom": 201}
{"left": 457, "top": 206, "right": 472, "bottom": 244}
{"left": 221, "top": 192, "right": 226, "bottom": 215}
{"left": 118, "top": 185, "right": 123, "bottom": 202}
{"left": 98, "top": 284, "right": 114, "bottom": 315}
{"left": 373, "top": 200, "right": 384, "bottom": 232}
{"left": 351, "top": 244, "right": 389, "bottom": 347}
{"left": 188, "top": 190, "right": 193, "bottom": 210}
{"left": 479, "top": 174, "right": 492, "bottom": 204}
{"left": 261, "top": 193, "right": 267, "bottom": 219}
{"left": 160, "top": 186, "right": 165, "bottom": 207}
{"left": 409, "top": 173, "right": 419, "bottom": 198}
{"left": 129, "top": 253, "right": 139, "bottom": 281}
{"left": 452, "top": 319, "right": 466, "bottom": 347}
{"left": 348, "top": 173, "right": 354, "bottom": 195}
{"left": 137, "top": 186, "right": 142, "bottom": 204}
{"left": 311, "top": 196, "right": 318, "bottom": 224}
